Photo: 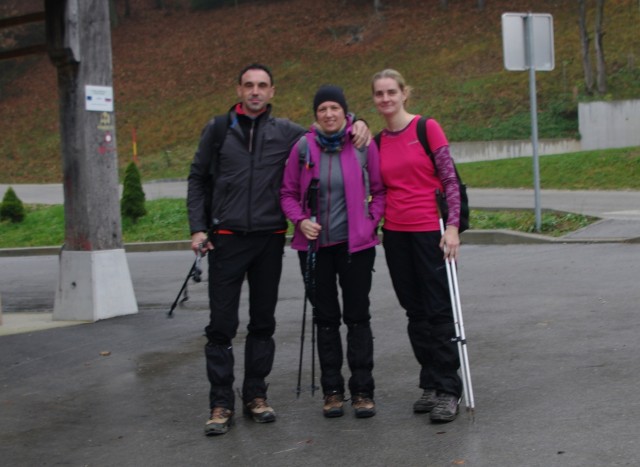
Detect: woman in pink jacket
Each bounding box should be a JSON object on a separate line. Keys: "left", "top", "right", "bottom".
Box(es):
{"left": 281, "top": 85, "right": 385, "bottom": 419}
{"left": 372, "top": 69, "right": 463, "bottom": 423}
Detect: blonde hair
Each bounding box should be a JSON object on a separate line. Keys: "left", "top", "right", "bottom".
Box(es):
{"left": 371, "top": 69, "right": 413, "bottom": 100}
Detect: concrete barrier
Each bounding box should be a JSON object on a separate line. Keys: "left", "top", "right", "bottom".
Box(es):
{"left": 450, "top": 99, "right": 640, "bottom": 164}
{"left": 579, "top": 99, "right": 640, "bottom": 150}
{"left": 451, "top": 138, "right": 581, "bottom": 163}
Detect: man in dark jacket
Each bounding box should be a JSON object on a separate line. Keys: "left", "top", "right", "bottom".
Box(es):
{"left": 188, "top": 63, "right": 369, "bottom": 436}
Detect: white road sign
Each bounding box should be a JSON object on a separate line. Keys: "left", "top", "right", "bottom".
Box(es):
{"left": 502, "top": 13, "right": 554, "bottom": 71}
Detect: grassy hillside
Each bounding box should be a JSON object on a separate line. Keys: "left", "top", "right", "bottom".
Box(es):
{"left": 1, "top": 0, "right": 639, "bottom": 183}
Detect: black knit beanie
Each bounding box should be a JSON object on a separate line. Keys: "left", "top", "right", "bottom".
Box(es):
{"left": 313, "top": 85, "right": 348, "bottom": 115}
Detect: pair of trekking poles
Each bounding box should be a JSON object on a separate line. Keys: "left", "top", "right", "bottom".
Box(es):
{"left": 436, "top": 189, "right": 475, "bottom": 417}
{"left": 296, "top": 179, "right": 320, "bottom": 398}
{"left": 295, "top": 187, "right": 475, "bottom": 418}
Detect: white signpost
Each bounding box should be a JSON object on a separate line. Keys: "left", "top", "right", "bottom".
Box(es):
{"left": 502, "top": 13, "right": 554, "bottom": 231}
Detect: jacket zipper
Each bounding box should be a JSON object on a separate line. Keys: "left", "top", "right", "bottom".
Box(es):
{"left": 247, "top": 119, "right": 255, "bottom": 231}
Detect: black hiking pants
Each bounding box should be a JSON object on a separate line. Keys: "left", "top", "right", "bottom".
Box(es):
{"left": 382, "top": 229, "right": 462, "bottom": 398}
{"left": 204, "top": 233, "right": 285, "bottom": 411}
{"left": 298, "top": 243, "right": 376, "bottom": 398}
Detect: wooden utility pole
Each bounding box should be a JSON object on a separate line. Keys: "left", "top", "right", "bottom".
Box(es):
{"left": 46, "top": 0, "right": 137, "bottom": 321}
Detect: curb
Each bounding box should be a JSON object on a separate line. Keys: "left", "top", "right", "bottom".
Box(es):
{"left": 1, "top": 231, "right": 638, "bottom": 258}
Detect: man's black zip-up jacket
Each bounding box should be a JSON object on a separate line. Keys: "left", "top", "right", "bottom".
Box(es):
{"left": 187, "top": 104, "right": 306, "bottom": 235}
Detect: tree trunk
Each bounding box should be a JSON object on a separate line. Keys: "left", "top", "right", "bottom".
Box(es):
{"left": 109, "top": 0, "right": 118, "bottom": 27}
{"left": 124, "top": 0, "right": 131, "bottom": 18}
{"left": 374, "top": 0, "right": 382, "bottom": 13}
{"left": 477, "top": 0, "right": 485, "bottom": 10}
{"left": 578, "top": 0, "right": 593, "bottom": 95}
{"left": 440, "top": 0, "right": 448, "bottom": 10}
{"left": 594, "top": 0, "right": 607, "bottom": 94}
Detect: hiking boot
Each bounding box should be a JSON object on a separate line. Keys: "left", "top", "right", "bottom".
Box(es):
{"left": 429, "top": 393, "right": 459, "bottom": 423}
{"left": 243, "top": 397, "right": 276, "bottom": 423}
{"left": 351, "top": 394, "right": 376, "bottom": 418}
{"left": 323, "top": 393, "right": 344, "bottom": 418}
{"left": 204, "top": 407, "right": 234, "bottom": 436}
{"left": 413, "top": 389, "right": 438, "bottom": 413}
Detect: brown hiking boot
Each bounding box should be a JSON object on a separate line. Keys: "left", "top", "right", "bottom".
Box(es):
{"left": 413, "top": 389, "right": 439, "bottom": 413}
{"left": 323, "top": 393, "right": 344, "bottom": 418}
{"left": 351, "top": 394, "right": 376, "bottom": 418}
{"left": 204, "top": 407, "right": 234, "bottom": 436}
{"left": 243, "top": 397, "right": 276, "bottom": 423}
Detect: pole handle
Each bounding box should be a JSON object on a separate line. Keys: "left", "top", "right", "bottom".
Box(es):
{"left": 308, "top": 178, "right": 319, "bottom": 222}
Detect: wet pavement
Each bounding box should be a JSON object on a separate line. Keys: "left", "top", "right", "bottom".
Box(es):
{"left": 2, "top": 243, "right": 640, "bottom": 466}
{"left": 2, "top": 183, "right": 640, "bottom": 465}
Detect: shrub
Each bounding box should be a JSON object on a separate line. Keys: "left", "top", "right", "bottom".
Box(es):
{"left": 121, "top": 162, "right": 147, "bottom": 223}
{"left": 0, "top": 187, "right": 26, "bottom": 223}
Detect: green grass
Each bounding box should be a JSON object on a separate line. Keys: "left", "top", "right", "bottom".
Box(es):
{"left": 470, "top": 209, "right": 598, "bottom": 237}
{"left": 0, "top": 200, "right": 190, "bottom": 249}
{"left": 0, "top": 204, "right": 65, "bottom": 248}
{"left": 8, "top": 145, "right": 638, "bottom": 248}
{"left": 0, "top": 199, "right": 596, "bottom": 249}
{"left": 458, "top": 146, "right": 640, "bottom": 190}
{"left": 2, "top": 145, "right": 638, "bottom": 249}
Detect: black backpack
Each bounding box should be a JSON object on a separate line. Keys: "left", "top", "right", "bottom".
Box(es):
{"left": 202, "top": 113, "right": 230, "bottom": 228}
{"left": 374, "top": 117, "right": 469, "bottom": 232}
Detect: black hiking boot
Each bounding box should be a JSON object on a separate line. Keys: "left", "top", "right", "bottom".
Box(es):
{"left": 413, "top": 389, "right": 438, "bottom": 413}
{"left": 429, "top": 393, "right": 459, "bottom": 423}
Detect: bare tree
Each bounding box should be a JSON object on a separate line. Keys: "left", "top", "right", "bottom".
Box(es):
{"left": 578, "top": 0, "right": 594, "bottom": 94}
{"left": 109, "top": 0, "right": 119, "bottom": 27}
{"left": 594, "top": 0, "right": 607, "bottom": 94}
{"left": 108, "top": 0, "right": 132, "bottom": 24}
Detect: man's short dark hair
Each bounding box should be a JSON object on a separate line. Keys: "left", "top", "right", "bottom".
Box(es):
{"left": 238, "top": 63, "right": 274, "bottom": 85}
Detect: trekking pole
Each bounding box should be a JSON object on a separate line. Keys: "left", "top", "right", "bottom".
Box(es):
{"left": 309, "top": 248, "right": 318, "bottom": 396}
{"left": 436, "top": 190, "right": 475, "bottom": 417}
{"left": 296, "top": 254, "right": 310, "bottom": 398}
{"left": 167, "top": 248, "right": 204, "bottom": 318}
{"left": 296, "top": 178, "right": 320, "bottom": 397}
{"left": 308, "top": 178, "right": 320, "bottom": 396}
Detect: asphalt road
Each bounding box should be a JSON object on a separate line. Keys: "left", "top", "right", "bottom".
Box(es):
{"left": 3, "top": 182, "right": 640, "bottom": 221}
{"left": 2, "top": 243, "right": 640, "bottom": 466}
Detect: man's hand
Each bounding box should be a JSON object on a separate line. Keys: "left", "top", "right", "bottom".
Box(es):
{"left": 351, "top": 119, "right": 372, "bottom": 148}
{"left": 439, "top": 225, "right": 460, "bottom": 261}
{"left": 191, "top": 231, "right": 213, "bottom": 255}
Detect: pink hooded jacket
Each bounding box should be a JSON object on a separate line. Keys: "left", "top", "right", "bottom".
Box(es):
{"left": 280, "top": 124, "right": 385, "bottom": 253}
